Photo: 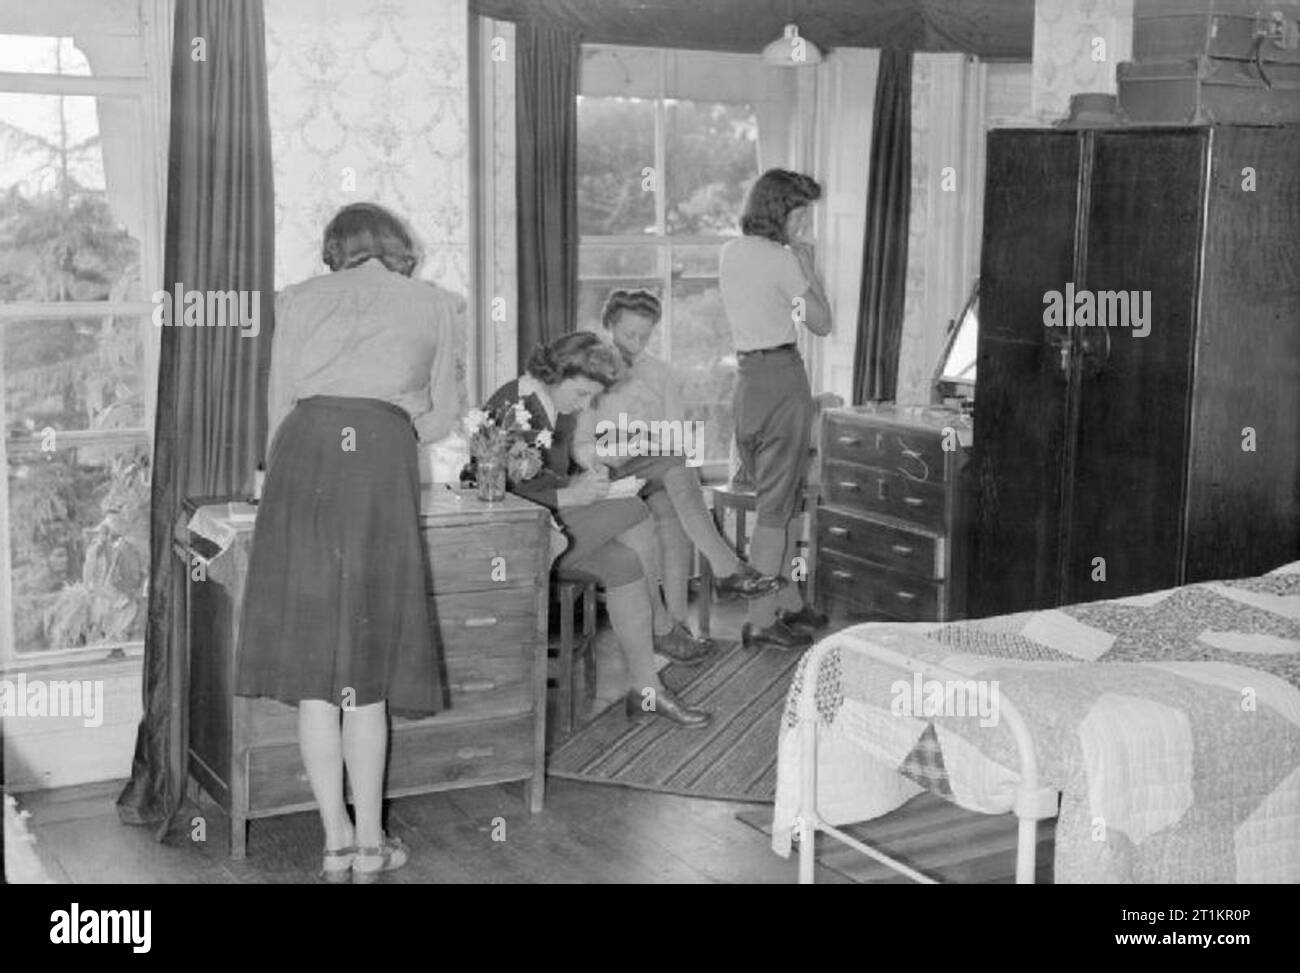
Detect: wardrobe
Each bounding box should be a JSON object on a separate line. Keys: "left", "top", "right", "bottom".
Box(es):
{"left": 969, "top": 124, "right": 1300, "bottom": 617}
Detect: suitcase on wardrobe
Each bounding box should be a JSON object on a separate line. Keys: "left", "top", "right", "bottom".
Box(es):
{"left": 1118, "top": 54, "right": 1300, "bottom": 123}
{"left": 1132, "top": 0, "right": 1300, "bottom": 62}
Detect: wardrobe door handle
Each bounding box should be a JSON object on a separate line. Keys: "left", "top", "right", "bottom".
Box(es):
{"left": 895, "top": 591, "right": 917, "bottom": 601}
{"left": 836, "top": 435, "right": 860, "bottom": 447}
{"left": 877, "top": 480, "right": 888, "bottom": 501}
{"left": 456, "top": 679, "right": 497, "bottom": 693}
{"left": 464, "top": 616, "right": 499, "bottom": 628}
{"left": 890, "top": 544, "right": 914, "bottom": 555}
{"left": 832, "top": 570, "right": 855, "bottom": 582}
{"left": 828, "top": 526, "right": 850, "bottom": 537}
{"left": 838, "top": 481, "right": 860, "bottom": 492}
{"left": 903, "top": 497, "right": 924, "bottom": 507}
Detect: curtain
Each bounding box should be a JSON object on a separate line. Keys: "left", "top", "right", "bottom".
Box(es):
{"left": 117, "top": 0, "right": 275, "bottom": 832}
{"left": 853, "top": 49, "right": 912, "bottom": 404}
{"left": 516, "top": 19, "right": 580, "bottom": 362}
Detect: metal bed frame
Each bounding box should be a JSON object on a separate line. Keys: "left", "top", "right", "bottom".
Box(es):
{"left": 792, "top": 637, "right": 1061, "bottom": 884}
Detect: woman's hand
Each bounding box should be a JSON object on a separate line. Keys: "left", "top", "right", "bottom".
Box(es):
{"left": 558, "top": 469, "right": 611, "bottom": 508}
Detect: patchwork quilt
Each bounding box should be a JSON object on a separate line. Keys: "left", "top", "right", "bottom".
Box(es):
{"left": 772, "top": 563, "right": 1300, "bottom": 883}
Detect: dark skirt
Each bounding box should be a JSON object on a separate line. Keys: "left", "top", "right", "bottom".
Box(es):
{"left": 235, "top": 396, "right": 445, "bottom": 718}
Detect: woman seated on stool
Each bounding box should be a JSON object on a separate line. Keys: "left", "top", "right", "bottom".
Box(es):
{"left": 573, "top": 290, "right": 783, "bottom": 659}
{"left": 479, "top": 332, "right": 712, "bottom": 729}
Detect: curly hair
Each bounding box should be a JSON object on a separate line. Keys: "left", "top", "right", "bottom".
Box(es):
{"left": 740, "top": 169, "right": 823, "bottom": 245}
{"left": 321, "top": 202, "right": 419, "bottom": 276}
{"left": 600, "top": 288, "right": 662, "bottom": 329}
{"left": 524, "top": 331, "right": 623, "bottom": 389}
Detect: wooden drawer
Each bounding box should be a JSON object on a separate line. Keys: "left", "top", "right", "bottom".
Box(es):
{"left": 423, "top": 519, "right": 542, "bottom": 593}
{"left": 823, "top": 414, "right": 947, "bottom": 485}
{"left": 818, "top": 507, "right": 944, "bottom": 580}
{"left": 817, "top": 549, "right": 943, "bottom": 622}
{"left": 247, "top": 713, "right": 535, "bottom": 812}
{"left": 822, "top": 460, "right": 948, "bottom": 532}
{"left": 430, "top": 589, "right": 537, "bottom": 719}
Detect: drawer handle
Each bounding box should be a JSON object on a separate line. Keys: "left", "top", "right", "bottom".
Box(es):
{"left": 890, "top": 544, "right": 914, "bottom": 555}
{"left": 836, "top": 435, "right": 860, "bottom": 446}
{"left": 828, "top": 526, "right": 850, "bottom": 537}
{"left": 896, "top": 591, "right": 917, "bottom": 601}
{"left": 838, "top": 481, "right": 860, "bottom": 492}
{"left": 903, "top": 497, "right": 924, "bottom": 507}
{"left": 832, "top": 569, "right": 855, "bottom": 582}
{"left": 455, "top": 679, "right": 497, "bottom": 693}
{"left": 464, "top": 616, "right": 499, "bottom": 628}
{"left": 456, "top": 746, "right": 495, "bottom": 760}
{"left": 877, "top": 480, "right": 887, "bottom": 500}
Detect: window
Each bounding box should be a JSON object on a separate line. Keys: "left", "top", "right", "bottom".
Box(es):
{"left": 0, "top": 12, "right": 165, "bottom": 664}
{"left": 577, "top": 46, "right": 763, "bottom": 467}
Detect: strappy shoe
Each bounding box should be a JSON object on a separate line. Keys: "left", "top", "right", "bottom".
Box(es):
{"left": 320, "top": 845, "right": 356, "bottom": 884}
{"left": 352, "top": 834, "right": 409, "bottom": 884}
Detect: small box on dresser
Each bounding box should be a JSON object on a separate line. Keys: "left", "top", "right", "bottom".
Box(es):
{"left": 814, "top": 404, "right": 972, "bottom": 623}
{"left": 179, "top": 488, "right": 550, "bottom": 859}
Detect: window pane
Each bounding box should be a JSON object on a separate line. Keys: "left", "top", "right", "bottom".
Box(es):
{"left": 669, "top": 277, "right": 735, "bottom": 464}
{"left": 578, "top": 244, "right": 661, "bottom": 280}
{"left": 665, "top": 100, "right": 758, "bottom": 237}
{"left": 8, "top": 441, "right": 150, "bottom": 653}
{"left": 0, "top": 94, "right": 144, "bottom": 302}
{"left": 0, "top": 35, "right": 91, "bottom": 74}
{"left": 577, "top": 96, "right": 656, "bottom": 236}
{"left": 4, "top": 315, "right": 149, "bottom": 434}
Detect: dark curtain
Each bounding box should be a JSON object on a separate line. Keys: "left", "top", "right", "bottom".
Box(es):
{"left": 470, "top": 0, "right": 1032, "bottom": 58}
{"left": 515, "top": 19, "right": 581, "bottom": 361}
{"left": 117, "top": 0, "right": 275, "bottom": 833}
{"left": 853, "top": 49, "right": 912, "bottom": 404}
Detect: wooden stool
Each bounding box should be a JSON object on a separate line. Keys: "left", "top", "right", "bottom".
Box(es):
{"left": 548, "top": 574, "right": 598, "bottom": 738}
{"left": 697, "top": 483, "right": 815, "bottom": 637}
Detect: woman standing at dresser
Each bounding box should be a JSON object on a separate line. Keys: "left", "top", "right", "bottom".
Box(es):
{"left": 236, "top": 203, "right": 461, "bottom": 883}
{"left": 481, "top": 332, "right": 712, "bottom": 730}
{"left": 720, "top": 169, "right": 832, "bottom": 652}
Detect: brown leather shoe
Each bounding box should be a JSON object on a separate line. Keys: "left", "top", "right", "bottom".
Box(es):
{"left": 741, "top": 619, "right": 813, "bottom": 652}
{"left": 776, "top": 606, "right": 831, "bottom": 633}
{"left": 653, "top": 622, "right": 717, "bottom": 666}
{"left": 624, "top": 687, "right": 712, "bottom": 729}
{"left": 714, "top": 563, "right": 784, "bottom": 600}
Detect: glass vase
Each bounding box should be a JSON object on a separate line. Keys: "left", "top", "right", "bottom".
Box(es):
{"left": 476, "top": 459, "right": 506, "bottom": 502}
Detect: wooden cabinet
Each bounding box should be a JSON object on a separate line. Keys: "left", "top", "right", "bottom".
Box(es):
{"left": 972, "top": 125, "right": 1300, "bottom": 616}
{"left": 814, "top": 404, "right": 972, "bottom": 623}
{"left": 179, "top": 489, "right": 550, "bottom": 858}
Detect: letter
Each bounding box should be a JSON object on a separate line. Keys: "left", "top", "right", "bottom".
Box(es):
{"left": 151, "top": 290, "right": 168, "bottom": 327}
{"left": 206, "top": 290, "right": 237, "bottom": 328}
{"left": 913, "top": 671, "right": 924, "bottom": 715}
{"left": 83, "top": 680, "right": 103, "bottom": 729}
{"left": 1064, "top": 282, "right": 1076, "bottom": 326}
{"left": 889, "top": 679, "right": 911, "bottom": 716}
{"left": 1095, "top": 290, "right": 1128, "bottom": 328}
{"left": 945, "top": 680, "right": 979, "bottom": 717}
{"left": 101, "top": 910, "right": 130, "bottom": 945}
{"left": 50, "top": 680, "right": 79, "bottom": 718}
{"left": 594, "top": 419, "right": 615, "bottom": 457}
{"left": 1042, "top": 289, "right": 1063, "bottom": 327}
{"left": 133, "top": 910, "right": 151, "bottom": 954}
{"left": 182, "top": 288, "right": 203, "bottom": 327}
{"left": 922, "top": 679, "right": 945, "bottom": 717}
{"left": 981, "top": 681, "right": 1000, "bottom": 728}
{"left": 50, "top": 908, "right": 71, "bottom": 944}
{"left": 80, "top": 906, "right": 99, "bottom": 943}
{"left": 0, "top": 678, "right": 14, "bottom": 717}
{"left": 626, "top": 419, "right": 648, "bottom": 457}
{"left": 1130, "top": 290, "right": 1150, "bottom": 338}
{"left": 239, "top": 290, "right": 260, "bottom": 338}
{"left": 26, "top": 678, "right": 46, "bottom": 717}
{"left": 1074, "top": 287, "right": 1095, "bottom": 328}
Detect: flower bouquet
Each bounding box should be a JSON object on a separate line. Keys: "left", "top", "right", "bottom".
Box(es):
{"left": 462, "top": 403, "right": 551, "bottom": 502}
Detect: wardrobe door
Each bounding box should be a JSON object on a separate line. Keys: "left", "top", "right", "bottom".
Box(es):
{"left": 1064, "top": 129, "right": 1206, "bottom": 604}
{"left": 969, "top": 130, "right": 1081, "bottom": 617}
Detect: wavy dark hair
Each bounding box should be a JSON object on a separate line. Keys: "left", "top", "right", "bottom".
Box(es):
{"left": 321, "top": 202, "right": 419, "bottom": 276}
{"left": 740, "top": 168, "right": 823, "bottom": 245}
{"left": 600, "top": 288, "right": 662, "bottom": 329}
{"left": 525, "top": 331, "right": 623, "bottom": 389}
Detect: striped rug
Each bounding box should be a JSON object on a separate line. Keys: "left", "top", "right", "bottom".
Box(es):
{"left": 546, "top": 640, "right": 801, "bottom": 802}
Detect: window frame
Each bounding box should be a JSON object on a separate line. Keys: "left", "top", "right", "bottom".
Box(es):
{"left": 0, "top": 42, "right": 164, "bottom": 668}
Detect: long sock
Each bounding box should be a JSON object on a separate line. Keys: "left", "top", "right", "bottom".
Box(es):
{"left": 662, "top": 465, "right": 742, "bottom": 576}
{"left": 647, "top": 490, "right": 693, "bottom": 623}
{"left": 776, "top": 516, "right": 806, "bottom": 613}
{"left": 747, "top": 523, "right": 787, "bottom": 628}
{"left": 616, "top": 517, "right": 674, "bottom": 636}
{"left": 298, "top": 701, "right": 353, "bottom": 849}
{"left": 605, "top": 580, "right": 663, "bottom": 696}
{"left": 341, "top": 700, "right": 388, "bottom": 848}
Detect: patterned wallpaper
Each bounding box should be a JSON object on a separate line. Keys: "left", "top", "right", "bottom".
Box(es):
{"left": 264, "top": 0, "right": 472, "bottom": 406}
{"left": 1032, "top": 0, "right": 1133, "bottom": 122}
{"left": 895, "top": 54, "right": 935, "bottom": 406}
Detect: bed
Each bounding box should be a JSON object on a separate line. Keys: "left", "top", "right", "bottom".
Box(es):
{"left": 773, "top": 562, "right": 1300, "bottom": 883}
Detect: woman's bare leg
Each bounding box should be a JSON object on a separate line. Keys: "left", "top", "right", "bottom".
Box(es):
{"left": 298, "top": 700, "right": 354, "bottom": 850}
{"left": 342, "top": 700, "right": 388, "bottom": 849}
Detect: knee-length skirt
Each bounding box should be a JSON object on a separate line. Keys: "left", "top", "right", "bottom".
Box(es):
{"left": 234, "top": 396, "right": 445, "bottom": 717}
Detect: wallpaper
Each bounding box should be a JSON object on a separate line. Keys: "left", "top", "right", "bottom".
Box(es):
{"left": 1032, "top": 0, "right": 1133, "bottom": 122}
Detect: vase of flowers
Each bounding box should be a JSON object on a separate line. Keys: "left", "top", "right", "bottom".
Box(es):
{"left": 463, "top": 403, "right": 550, "bottom": 503}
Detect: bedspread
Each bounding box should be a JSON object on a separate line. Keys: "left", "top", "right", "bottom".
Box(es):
{"left": 772, "top": 563, "right": 1300, "bottom": 883}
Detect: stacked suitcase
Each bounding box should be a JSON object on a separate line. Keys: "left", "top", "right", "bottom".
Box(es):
{"left": 1117, "top": 0, "right": 1300, "bottom": 123}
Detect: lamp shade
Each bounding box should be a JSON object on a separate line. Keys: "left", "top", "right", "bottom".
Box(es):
{"left": 762, "top": 23, "right": 823, "bottom": 67}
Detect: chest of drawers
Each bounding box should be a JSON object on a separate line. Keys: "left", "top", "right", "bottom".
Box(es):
{"left": 178, "top": 489, "right": 549, "bottom": 858}
{"left": 814, "top": 404, "right": 972, "bottom": 623}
